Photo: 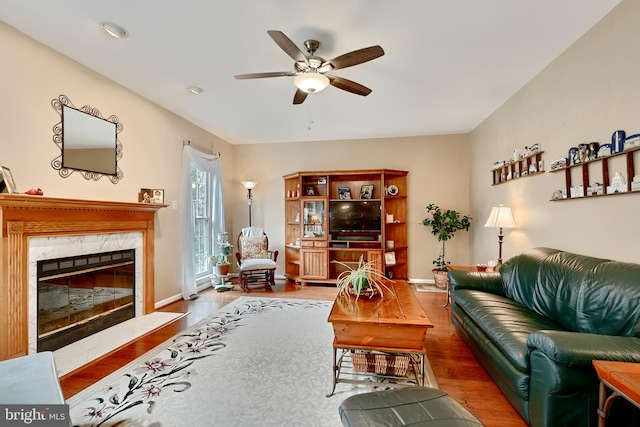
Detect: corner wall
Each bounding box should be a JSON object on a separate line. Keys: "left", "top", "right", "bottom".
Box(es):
{"left": 469, "top": 0, "right": 640, "bottom": 263}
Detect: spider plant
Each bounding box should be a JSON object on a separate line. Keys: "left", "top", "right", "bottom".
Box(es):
{"left": 334, "top": 256, "right": 396, "bottom": 300}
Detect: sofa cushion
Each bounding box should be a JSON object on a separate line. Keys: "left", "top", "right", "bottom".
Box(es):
{"left": 454, "top": 289, "right": 564, "bottom": 373}
{"left": 500, "top": 247, "right": 640, "bottom": 337}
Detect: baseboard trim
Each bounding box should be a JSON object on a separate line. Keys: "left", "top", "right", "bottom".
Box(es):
{"left": 408, "top": 278, "right": 436, "bottom": 285}
{"left": 155, "top": 282, "right": 214, "bottom": 309}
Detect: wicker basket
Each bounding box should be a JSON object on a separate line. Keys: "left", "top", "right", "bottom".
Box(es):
{"left": 350, "top": 351, "right": 410, "bottom": 377}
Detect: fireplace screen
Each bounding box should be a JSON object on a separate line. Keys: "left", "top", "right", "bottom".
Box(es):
{"left": 37, "top": 249, "right": 135, "bottom": 352}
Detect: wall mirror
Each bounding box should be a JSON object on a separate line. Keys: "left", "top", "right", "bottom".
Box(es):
{"left": 51, "top": 94, "right": 123, "bottom": 183}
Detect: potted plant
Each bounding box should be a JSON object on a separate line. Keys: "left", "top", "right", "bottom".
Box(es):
{"left": 212, "top": 239, "right": 232, "bottom": 276}
{"left": 421, "top": 203, "right": 472, "bottom": 289}
{"left": 334, "top": 256, "right": 395, "bottom": 301}
{"left": 217, "top": 258, "right": 231, "bottom": 276}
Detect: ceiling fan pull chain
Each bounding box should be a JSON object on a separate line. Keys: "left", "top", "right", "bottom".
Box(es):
{"left": 307, "top": 94, "right": 314, "bottom": 130}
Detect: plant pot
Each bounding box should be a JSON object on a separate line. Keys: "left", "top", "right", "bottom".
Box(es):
{"left": 353, "top": 277, "right": 369, "bottom": 291}
{"left": 432, "top": 269, "right": 449, "bottom": 290}
{"left": 217, "top": 263, "right": 230, "bottom": 276}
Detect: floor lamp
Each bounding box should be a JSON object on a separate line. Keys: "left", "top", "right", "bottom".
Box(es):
{"left": 484, "top": 204, "right": 516, "bottom": 266}
{"left": 241, "top": 181, "right": 257, "bottom": 226}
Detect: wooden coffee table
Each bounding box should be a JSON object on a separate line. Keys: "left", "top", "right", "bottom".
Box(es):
{"left": 593, "top": 360, "right": 640, "bottom": 426}
{"left": 326, "top": 281, "right": 434, "bottom": 397}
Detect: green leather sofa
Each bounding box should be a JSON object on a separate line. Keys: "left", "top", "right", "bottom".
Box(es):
{"left": 449, "top": 247, "right": 640, "bottom": 427}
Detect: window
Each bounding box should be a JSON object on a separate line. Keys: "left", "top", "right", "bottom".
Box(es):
{"left": 191, "top": 167, "right": 211, "bottom": 278}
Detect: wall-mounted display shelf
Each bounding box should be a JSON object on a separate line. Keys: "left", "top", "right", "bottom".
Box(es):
{"left": 491, "top": 151, "right": 545, "bottom": 185}
{"left": 283, "top": 169, "right": 408, "bottom": 285}
{"left": 549, "top": 145, "right": 640, "bottom": 201}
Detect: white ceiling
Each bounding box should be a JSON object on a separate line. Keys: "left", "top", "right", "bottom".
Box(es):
{"left": 1, "top": 0, "right": 622, "bottom": 145}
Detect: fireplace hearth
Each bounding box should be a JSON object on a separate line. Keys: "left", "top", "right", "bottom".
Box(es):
{"left": 37, "top": 249, "right": 135, "bottom": 352}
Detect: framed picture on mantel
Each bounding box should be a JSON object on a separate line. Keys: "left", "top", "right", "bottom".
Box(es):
{"left": 139, "top": 188, "right": 165, "bottom": 204}
{"left": 0, "top": 166, "right": 18, "bottom": 193}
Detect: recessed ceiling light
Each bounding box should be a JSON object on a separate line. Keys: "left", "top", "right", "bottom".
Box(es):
{"left": 100, "top": 22, "right": 129, "bottom": 39}
{"left": 187, "top": 86, "right": 203, "bottom": 95}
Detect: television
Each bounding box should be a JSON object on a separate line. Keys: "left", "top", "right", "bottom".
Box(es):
{"left": 329, "top": 201, "right": 381, "bottom": 236}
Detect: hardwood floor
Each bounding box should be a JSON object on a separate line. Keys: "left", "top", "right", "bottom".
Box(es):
{"left": 59, "top": 280, "right": 527, "bottom": 427}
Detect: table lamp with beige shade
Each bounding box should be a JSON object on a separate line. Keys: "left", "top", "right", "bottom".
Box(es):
{"left": 484, "top": 204, "right": 516, "bottom": 266}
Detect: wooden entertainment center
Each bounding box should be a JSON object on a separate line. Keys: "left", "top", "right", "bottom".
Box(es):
{"left": 283, "top": 169, "right": 408, "bottom": 285}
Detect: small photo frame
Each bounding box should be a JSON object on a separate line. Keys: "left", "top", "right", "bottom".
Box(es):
{"left": 338, "top": 186, "right": 351, "bottom": 200}
{"left": 385, "top": 251, "right": 396, "bottom": 266}
{"left": 0, "top": 166, "right": 17, "bottom": 194}
{"left": 139, "top": 188, "right": 152, "bottom": 203}
{"left": 151, "top": 189, "right": 164, "bottom": 204}
{"left": 360, "top": 184, "right": 374, "bottom": 199}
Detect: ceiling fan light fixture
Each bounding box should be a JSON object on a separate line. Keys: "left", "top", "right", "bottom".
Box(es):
{"left": 99, "top": 22, "right": 129, "bottom": 39}
{"left": 294, "top": 72, "right": 329, "bottom": 93}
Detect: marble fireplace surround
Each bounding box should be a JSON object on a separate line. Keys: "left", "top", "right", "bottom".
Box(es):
{"left": 0, "top": 195, "right": 164, "bottom": 360}
{"left": 29, "top": 233, "right": 143, "bottom": 354}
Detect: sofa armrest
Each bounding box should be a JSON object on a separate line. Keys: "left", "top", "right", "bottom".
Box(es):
{"left": 448, "top": 270, "right": 505, "bottom": 296}
{"left": 527, "top": 330, "right": 640, "bottom": 368}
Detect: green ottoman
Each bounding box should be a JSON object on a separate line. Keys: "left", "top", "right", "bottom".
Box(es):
{"left": 339, "top": 388, "right": 485, "bottom": 427}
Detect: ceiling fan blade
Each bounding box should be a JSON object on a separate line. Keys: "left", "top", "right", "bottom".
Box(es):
{"left": 327, "top": 45, "right": 384, "bottom": 70}
{"left": 267, "top": 30, "right": 309, "bottom": 64}
{"left": 235, "top": 71, "right": 297, "bottom": 79}
{"left": 293, "top": 89, "right": 309, "bottom": 105}
{"left": 327, "top": 75, "right": 372, "bottom": 96}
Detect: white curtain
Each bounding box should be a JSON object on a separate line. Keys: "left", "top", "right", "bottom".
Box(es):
{"left": 180, "top": 145, "right": 225, "bottom": 300}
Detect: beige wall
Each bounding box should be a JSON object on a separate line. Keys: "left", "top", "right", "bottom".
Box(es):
{"left": 232, "top": 135, "right": 471, "bottom": 281}
{"left": 2, "top": 22, "right": 235, "bottom": 302}
{"left": 469, "top": 0, "right": 640, "bottom": 264}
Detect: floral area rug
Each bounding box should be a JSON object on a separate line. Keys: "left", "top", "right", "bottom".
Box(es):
{"left": 68, "top": 297, "right": 437, "bottom": 427}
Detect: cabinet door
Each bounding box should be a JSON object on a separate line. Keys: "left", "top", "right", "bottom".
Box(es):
{"left": 302, "top": 199, "right": 327, "bottom": 240}
{"left": 300, "top": 249, "right": 328, "bottom": 280}
{"left": 367, "top": 250, "right": 384, "bottom": 274}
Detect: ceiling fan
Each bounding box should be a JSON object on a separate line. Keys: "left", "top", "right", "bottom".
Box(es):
{"left": 234, "top": 30, "right": 384, "bottom": 105}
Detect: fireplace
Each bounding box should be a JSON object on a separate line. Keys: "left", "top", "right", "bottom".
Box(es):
{"left": 0, "top": 195, "right": 164, "bottom": 360}
{"left": 37, "top": 249, "right": 135, "bottom": 352}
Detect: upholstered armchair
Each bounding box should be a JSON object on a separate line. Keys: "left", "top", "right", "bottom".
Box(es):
{"left": 235, "top": 227, "right": 278, "bottom": 292}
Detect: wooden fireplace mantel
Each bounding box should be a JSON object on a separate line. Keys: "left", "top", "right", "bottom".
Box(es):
{"left": 0, "top": 194, "right": 166, "bottom": 360}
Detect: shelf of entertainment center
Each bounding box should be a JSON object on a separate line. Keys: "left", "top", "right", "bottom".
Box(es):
{"left": 328, "top": 241, "right": 382, "bottom": 249}
{"left": 328, "top": 198, "right": 381, "bottom": 202}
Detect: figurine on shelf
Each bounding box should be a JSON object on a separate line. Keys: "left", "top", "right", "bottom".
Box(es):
{"left": 578, "top": 144, "right": 590, "bottom": 163}
{"left": 612, "top": 130, "right": 626, "bottom": 153}
{"left": 568, "top": 147, "right": 579, "bottom": 165}
{"left": 588, "top": 142, "right": 599, "bottom": 160}
{"left": 608, "top": 172, "right": 627, "bottom": 194}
